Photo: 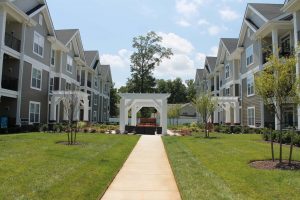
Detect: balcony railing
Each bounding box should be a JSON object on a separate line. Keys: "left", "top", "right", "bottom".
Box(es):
{"left": 2, "top": 77, "right": 18, "bottom": 91}
{"left": 5, "top": 33, "right": 21, "bottom": 52}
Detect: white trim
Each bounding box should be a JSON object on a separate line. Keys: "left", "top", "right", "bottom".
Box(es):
{"left": 240, "top": 65, "right": 259, "bottom": 79}
{"left": 248, "top": 4, "right": 268, "bottom": 22}
{"left": 246, "top": 74, "right": 255, "bottom": 97}
{"left": 33, "top": 31, "right": 44, "bottom": 58}
{"left": 247, "top": 107, "right": 255, "bottom": 127}
{"left": 29, "top": 101, "right": 41, "bottom": 124}
{"left": 66, "top": 55, "right": 73, "bottom": 74}
{"left": 24, "top": 54, "right": 50, "bottom": 72}
{"left": 30, "top": 67, "right": 42, "bottom": 91}
{"left": 2, "top": 45, "right": 21, "bottom": 59}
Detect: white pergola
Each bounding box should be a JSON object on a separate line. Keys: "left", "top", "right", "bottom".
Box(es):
{"left": 50, "top": 91, "right": 89, "bottom": 122}
{"left": 213, "top": 97, "right": 240, "bottom": 124}
{"left": 119, "top": 93, "right": 170, "bottom": 134}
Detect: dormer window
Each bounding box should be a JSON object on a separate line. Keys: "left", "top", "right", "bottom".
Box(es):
{"left": 66, "top": 55, "right": 73, "bottom": 73}
{"left": 39, "top": 14, "right": 43, "bottom": 26}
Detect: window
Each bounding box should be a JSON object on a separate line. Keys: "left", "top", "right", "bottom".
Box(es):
{"left": 93, "top": 111, "right": 97, "bottom": 122}
{"left": 39, "top": 14, "right": 43, "bottom": 25}
{"left": 94, "top": 77, "right": 98, "bottom": 88}
{"left": 247, "top": 107, "right": 255, "bottom": 127}
{"left": 33, "top": 32, "right": 44, "bottom": 57}
{"left": 66, "top": 55, "right": 73, "bottom": 73}
{"left": 225, "top": 65, "right": 230, "bottom": 79}
{"left": 29, "top": 102, "right": 40, "bottom": 124}
{"left": 281, "top": 35, "right": 291, "bottom": 54}
{"left": 246, "top": 45, "right": 253, "bottom": 66}
{"left": 51, "top": 49, "right": 55, "bottom": 66}
{"left": 50, "top": 78, "right": 54, "bottom": 93}
{"left": 65, "top": 82, "right": 71, "bottom": 91}
{"left": 247, "top": 75, "right": 254, "bottom": 96}
{"left": 31, "top": 68, "right": 42, "bottom": 90}
{"left": 94, "top": 95, "right": 98, "bottom": 105}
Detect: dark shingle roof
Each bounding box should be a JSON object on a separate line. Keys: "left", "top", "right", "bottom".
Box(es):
{"left": 206, "top": 57, "right": 217, "bottom": 72}
{"left": 221, "top": 38, "right": 238, "bottom": 54}
{"left": 26, "top": 4, "right": 45, "bottom": 15}
{"left": 84, "top": 51, "right": 98, "bottom": 67}
{"left": 249, "top": 3, "right": 284, "bottom": 20}
{"left": 55, "top": 29, "right": 78, "bottom": 45}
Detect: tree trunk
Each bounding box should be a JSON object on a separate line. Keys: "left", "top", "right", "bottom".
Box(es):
{"left": 271, "top": 130, "right": 275, "bottom": 162}
{"left": 289, "top": 132, "right": 294, "bottom": 165}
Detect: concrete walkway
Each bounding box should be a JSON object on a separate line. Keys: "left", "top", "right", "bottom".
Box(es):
{"left": 101, "top": 135, "right": 181, "bottom": 200}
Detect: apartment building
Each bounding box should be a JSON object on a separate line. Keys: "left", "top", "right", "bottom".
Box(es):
{"left": 0, "top": 0, "right": 112, "bottom": 128}
{"left": 195, "top": 0, "right": 300, "bottom": 130}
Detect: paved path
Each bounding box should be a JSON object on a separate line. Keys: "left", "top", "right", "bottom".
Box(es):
{"left": 101, "top": 135, "right": 181, "bottom": 200}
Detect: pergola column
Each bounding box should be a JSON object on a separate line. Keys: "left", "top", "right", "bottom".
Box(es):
{"left": 119, "top": 98, "right": 125, "bottom": 133}
{"left": 225, "top": 103, "right": 231, "bottom": 124}
{"left": 213, "top": 110, "right": 219, "bottom": 124}
{"left": 131, "top": 106, "right": 137, "bottom": 126}
{"left": 162, "top": 99, "right": 168, "bottom": 135}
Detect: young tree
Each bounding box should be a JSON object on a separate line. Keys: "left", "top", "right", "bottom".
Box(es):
{"left": 193, "top": 93, "right": 217, "bottom": 138}
{"left": 129, "top": 31, "right": 173, "bottom": 93}
{"left": 62, "top": 90, "right": 80, "bottom": 145}
{"left": 168, "top": 105, "right": 181, "bottom": 126}
{"left": 255, "top": 54, "right": 298, "bottom": 163}
{"left": 110, "top": 84, "right": 119, "bottom": 117}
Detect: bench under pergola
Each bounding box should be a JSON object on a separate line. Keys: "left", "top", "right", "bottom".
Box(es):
{"left": 119, "top": 93, "right": 170, "bottom": 135}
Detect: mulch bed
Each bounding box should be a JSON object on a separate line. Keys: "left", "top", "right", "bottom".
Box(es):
{"left": 56, "top": 141, "right": 83, "bottom": 146}
{"left": 249, "top": 160, "right": 300, "bottom": 170}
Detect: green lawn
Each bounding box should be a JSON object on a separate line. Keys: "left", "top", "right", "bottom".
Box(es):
{"left": 163, "top": 133, "right": 300, "bottom": 200}
{"left": 0, "top": 133, "right": 139, "bottom": 200}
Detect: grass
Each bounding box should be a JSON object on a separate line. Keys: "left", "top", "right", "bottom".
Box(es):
{"left": 0, "top": 133, "right": 139, "bottom": 200}
{"left": 163, "top": 133, "right": 300, "bottom": 200}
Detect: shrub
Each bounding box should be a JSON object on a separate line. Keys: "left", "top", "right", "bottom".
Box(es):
{"left": 39, "top": 124, "right": 48, "bottom": 133}
{"left": 214, "top": 125, "right": 221, "bottom": 132}
{"left": 232, "top": 126, "right": 242, "bottom": 134}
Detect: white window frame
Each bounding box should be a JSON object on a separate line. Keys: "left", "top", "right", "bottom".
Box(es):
{"left": 39, "top": 14, "right": 43, "bottom": 26}
{"left": 65, "top": 82, "right": 71, "bottom": 91}
{"left": 247, "top": 107, "right": 255, "bottom": 127}
{"left": 29, "top": 101, "right": 41, "bottom": 124}
{"left": 225, "top": 64, "right": 230, "bottom": 79}
{"left": 246, "top": 45, "right": 254, "bottom": 66}
{"left": 66, "top": 55, "right": 73, "bottom": 73}
{"left": 247, "top": 75, "right": 254, "bottom": 97}
{"left": 31, "top": 67, "right": 42, "bottom": 91}
{"left": 49, "top": 77, "right": 54, "bottom": 93}
{"left": 94, "top": 94, "right": 98, "bottom": 105}
{"left": 50, "top": 48, "right": 55, "bottom": 66}
{"left": 33, "top": 31, "right": 44, "bottom": 57}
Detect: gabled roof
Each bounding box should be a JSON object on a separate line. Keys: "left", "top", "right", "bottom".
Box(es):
{"left": 196, "top": 69, "right": 204, "bottom": 79}
{"left": 249, "top": 3, "right": 284, "bottom": 21}
{"left": 221, "top": 38, "right": 238, "bottom": 54}
{"left": 55, "top": 29, "right": 78, "bottom": 45}
{"left": 26, "top": 3, "right": 45, "bottom": 15}
{"left": 206, "top": 57, "right": 217, "bottom": 72}
{"left": 84, "top": 51, "right": 98, "bottom": 67}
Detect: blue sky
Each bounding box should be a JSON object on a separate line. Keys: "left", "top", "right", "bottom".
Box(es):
{"left": 47, "top": 0, "right": 283, "bottom": 88}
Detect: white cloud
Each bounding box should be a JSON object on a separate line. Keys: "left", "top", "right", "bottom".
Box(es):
{"left": 198, "top": 19, "right": 210, "bottom": 26}
{"left": 101, "top": 49, "right": 131, "bottom": 69}
{"left": 158, "top": 32, "right": 194, "bottom": 54}
{"left": 176, "top": 0, "right": 201, "bottom": 18}
{"left": 155, "top": 54, "right": 196, "bottom": 79}
{"left": 208, "top": 25, "right": 221, "bottom": 36}
{"left": 176, "top": 19, "right": 191, "bottom": 27}
{"left": 209, "top": 46, "right": 219, "bottom": 56}
{"left": 219, "top": 6, "right": 239, "bottom": 21}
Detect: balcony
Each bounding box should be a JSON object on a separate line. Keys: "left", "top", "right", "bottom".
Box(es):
{"left": 5, "top": 33, "right": 21, "bottom": 52}
{"left": 2, "top": 77, "right": 18, "bottom": 91}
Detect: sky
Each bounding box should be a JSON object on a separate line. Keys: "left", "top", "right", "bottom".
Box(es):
{"left": 47, "top": 0, "right": 283, "bottom": 88}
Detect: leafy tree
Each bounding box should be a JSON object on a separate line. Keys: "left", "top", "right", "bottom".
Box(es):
{"left": 255, "top": 54, "right": 298, "bottom": 163}
{"left": 193, "top": 93, "right": 217, "bottom": 138}
{"left": 129, "top": 31, "right": 173, "bottom": 93}
{"left": 110, "top": 84, "right": 119, "bottom": 117}
{"left": 168, "top": 104, "right": 181, "bottom": 126}
{"left": 186, "top": 79, "right": 196, "bottom": 103}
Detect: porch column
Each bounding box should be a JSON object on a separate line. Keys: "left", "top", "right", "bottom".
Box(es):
{"left": 125, "top": 108, "right": 129, "bottom": 126}
{"left": 0, "top": 10, "right": 7, "bottom": 89}
{"left": 272, "top": 28, "right": 279, "bottom": 58}
{"left": 233, "top": 102, "right": 240, "bottom": 124}
{"left": 162, "top": 99, "right": 168, "bottom": 135}
{"left": 50, "top": 97, "right": 57, "bottom": 121}
{"left": 225, "top": 103, "right": 231, "bottom": 124}
{"left": 213, "top": 110, "right": 219, "bottom": 124}
{"left": 294, "top": 11, "right": 300, "bottom": 130}
{"left": 119, "top": 98, "right": 125, "bottom": 133}
{"left": 83, "top": 96, "right": 89, "bottom": 121}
